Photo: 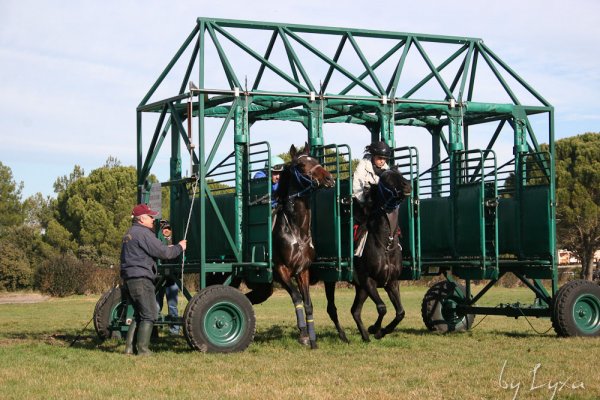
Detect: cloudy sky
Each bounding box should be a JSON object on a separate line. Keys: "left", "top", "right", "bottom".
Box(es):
{"left": 1, "top": 0, "right": 598, "bottom": 198}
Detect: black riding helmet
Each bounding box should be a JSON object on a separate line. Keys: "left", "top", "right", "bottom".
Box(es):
{"left": 365, "top": 141, "right": 391, "bottom": 158}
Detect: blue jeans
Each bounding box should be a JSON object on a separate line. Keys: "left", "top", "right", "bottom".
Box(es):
{"left": 124, "top": 278, "right": 158, "bottom": 323}
{"left": 156, "top": 280, "right": 180, "bottom": 333}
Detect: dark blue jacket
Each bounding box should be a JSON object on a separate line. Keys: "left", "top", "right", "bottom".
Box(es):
{"left": 120, "top": 223, "right": 183, "bottom": 281}
{"left": 253, "top": 170, "right": 279, "bottom": 208}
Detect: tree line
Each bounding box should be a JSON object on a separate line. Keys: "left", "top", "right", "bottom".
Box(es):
{"left": 0, "top": 133, "right": 598, "bottom": 293}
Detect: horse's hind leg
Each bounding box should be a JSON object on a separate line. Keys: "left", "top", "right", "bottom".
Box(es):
{"left": 351, "top": 284, "right": 370, "bottom": 342}
{"left": 376, "top": 280, "right": 405, "bottom": 339}
{"left": 276, "top": 265, "right": 310, "bottom": 346}
{"left": 325, "top": 281, "right": 349, "bottom": 343}
{"left": 297, "top": 269, "right": 317, "bottom": 349}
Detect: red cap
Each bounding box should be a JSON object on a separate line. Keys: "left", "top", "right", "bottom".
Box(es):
{"left": 132, "top": 204, "right": 159, "bottom": 217}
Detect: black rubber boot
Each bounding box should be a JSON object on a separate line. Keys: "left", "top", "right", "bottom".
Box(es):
{"left": 124, "top": 321, "right": 137, "bottom": 355}
{"left": 136, "top": 321, "right": 154, "bottom": 356}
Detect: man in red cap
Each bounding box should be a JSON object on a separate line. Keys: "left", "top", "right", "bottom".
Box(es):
{"left": 120, "top": 203, "right": 187, "bottom": 356}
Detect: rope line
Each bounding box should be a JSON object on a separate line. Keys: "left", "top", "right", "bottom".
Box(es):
{"left": 180, "top": 175, "right": 199, "bottom": 297}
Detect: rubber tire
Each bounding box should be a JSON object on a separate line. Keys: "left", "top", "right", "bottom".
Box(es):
{"left": 93, "top": 287, "right": 123, "bottom": 340}
{"left": 552, "top": 280, "right": 600, "bottom": 337}
{"left": 184, "top": 286, "right": 256, "bottom": 353}
{"left": 421, "top": 280, "right": 475, "bottom": 333}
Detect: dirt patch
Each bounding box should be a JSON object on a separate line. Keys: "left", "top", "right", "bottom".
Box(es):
{"left": 0, "top": 293, "right": 50, "bottom": 304}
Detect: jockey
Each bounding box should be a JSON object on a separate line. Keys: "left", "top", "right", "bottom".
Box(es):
{"left": 352, "top": 140, "right": 391, "bottom": 213}
{"left": 352, "top": 141, "right": 391, "bottom": 253}
{"left": 253, "top": 155, "right": 285, "bottom": 208}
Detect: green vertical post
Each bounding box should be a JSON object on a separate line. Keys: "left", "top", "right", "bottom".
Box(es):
{"left": 307, "top": 99, "right": 324, "bottom": 149}
{"left": 513, "top": 107, "right": 529, "bottom": 187}
{"left": 430, "top": 127, "right": 442, "bottom": 197}
{"left": 234, "top": 96, "right": 249, "bottom": 263}
{"left": 198, "top": 20, "right": 207, "bottom": 289}
{"left": 136, "top": 111, "right": 143, "bottom": 202}
{"left": 448, "top": 107, "right": 463, "bottom": 259}
{"left": 170, "top": 113, "right": 182, "bottom": 234}
{"left": 448, "top": 107, "right": 464, "bottom": 188}
{"left": 379, "top": 103, "right": 395, "bottom": 153}
{"left": 548, "top": 108, "right": 557, "bottom": 295}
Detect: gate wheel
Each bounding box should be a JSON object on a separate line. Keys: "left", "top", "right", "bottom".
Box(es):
{"left": 93, "top": 287, "right": 124, "bottom": 340}
{"left": 552, "top": 280, "right": 600, "bottom": 337}
{"left": 421, "top": 280, "right": 475, "bottom": 333}
{"left": 184, "top": 285, "right": 256, "bottom": 353}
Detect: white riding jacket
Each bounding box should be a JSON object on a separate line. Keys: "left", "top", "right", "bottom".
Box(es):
{"left": 352, "top": 155, "right": 389, "bottom": 205}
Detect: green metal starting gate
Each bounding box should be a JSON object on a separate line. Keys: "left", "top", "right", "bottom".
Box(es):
{"left": 92, "top": 18, "right": 600, "bottom": 350}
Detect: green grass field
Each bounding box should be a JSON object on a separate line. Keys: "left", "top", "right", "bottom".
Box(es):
{"left": 0, "top": 285, "right": 598, "bottom": 400}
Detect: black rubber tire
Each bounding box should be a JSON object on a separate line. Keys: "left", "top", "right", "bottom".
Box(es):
{"left": 93, "top": 287, "right": 123, "bottom": 340}
{"left": 552, "top": 280, "right": 600, "bottom": 337}
{"left": 421, "top": 280, "right": 475, "bottom": 333}
{"left": 183, "top": 286, "right": 256, "bottom": 353}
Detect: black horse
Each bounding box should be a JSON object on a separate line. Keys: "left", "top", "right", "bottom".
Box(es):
{"left": 350, "top": 168, "right": 412, "bottom": 341}
{"left": 269, "top": 143, "right": 334, "bottom": 349}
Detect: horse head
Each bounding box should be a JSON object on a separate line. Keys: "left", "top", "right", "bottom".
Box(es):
{"left": 374, "top": 167, "right": 412, "bottom": 211}
{"left": 288, "top": 142, "right": 334, "bottom": 190}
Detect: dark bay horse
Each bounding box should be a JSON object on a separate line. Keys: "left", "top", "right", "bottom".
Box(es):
{"left": 351, "top": 168, "right": 412, "bottom": 341}
{"left": 271, "top": 143, "right": 334, "bottom": 349}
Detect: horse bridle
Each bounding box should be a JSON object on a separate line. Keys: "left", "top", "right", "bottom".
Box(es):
{"left": 287, "top": 154, "right": 325, "bottom": 200}
{"left": 377, "top": 179, "right": 404, "bottom": 212}
{"left": 375, "top": 179, "right": 405, "bottom": 252}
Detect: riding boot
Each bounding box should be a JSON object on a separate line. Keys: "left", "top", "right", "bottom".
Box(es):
{"left": 124, "top": 321, "right": 137, "bottom": 355}
{"left": 136, "top": 321, "right": 154, "bottom": 356}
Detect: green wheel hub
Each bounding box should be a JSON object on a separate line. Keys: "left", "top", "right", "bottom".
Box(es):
{"left": 441, "top": 297, "right": 463, "bottom": 326}
{"left": 421, "top": 281, "right": 475, "bottom": 333}
{"left": 572, "top": 294, "right": 600, "bottom": 334}
{"left": 203, "top": 301, "right": 246, "bottom": 346}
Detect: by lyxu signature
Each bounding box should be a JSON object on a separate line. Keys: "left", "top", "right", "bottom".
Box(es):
{"left": 498, "top": 360, "right": 584, "bottom": 400}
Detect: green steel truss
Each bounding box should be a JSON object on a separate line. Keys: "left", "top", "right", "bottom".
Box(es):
{"left": 136, "top": 18, "right": 556, "bottom": 311}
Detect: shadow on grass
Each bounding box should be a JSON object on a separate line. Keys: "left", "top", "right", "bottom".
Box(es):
{"left": 0, "top": 330, "right": 198, "bottom": 354}
{"left": 253, "top": 324, "right": 287, "bottom": 344}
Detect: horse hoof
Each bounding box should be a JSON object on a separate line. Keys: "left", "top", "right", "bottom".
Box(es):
{"left": 374, "top": 331, "right": 385, "bottom": 340}
{"left": 310, "top": 341, "right": 318, "bottom": 350}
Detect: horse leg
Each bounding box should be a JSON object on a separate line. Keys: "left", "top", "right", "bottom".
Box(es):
{"left": 324, "top": 281, "right": 349, "bottom": 343}
{"left": 376, "top": 280, "right": 405, "bottom": 339}
{"left": 297, "top": 269, "right": 317, "bottom": 349}
{"left": 275, "top": 264, "right": 309, "bottom": 346}
{"left": 362, "top": 278, "right": 387, "bottom": 338}
{"left": 351, "top": 284, "right": 370, "bottom": 342}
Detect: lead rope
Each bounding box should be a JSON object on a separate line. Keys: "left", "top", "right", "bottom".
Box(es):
{"left": 180, "top": 175, "right": 199, "bottom": 300}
